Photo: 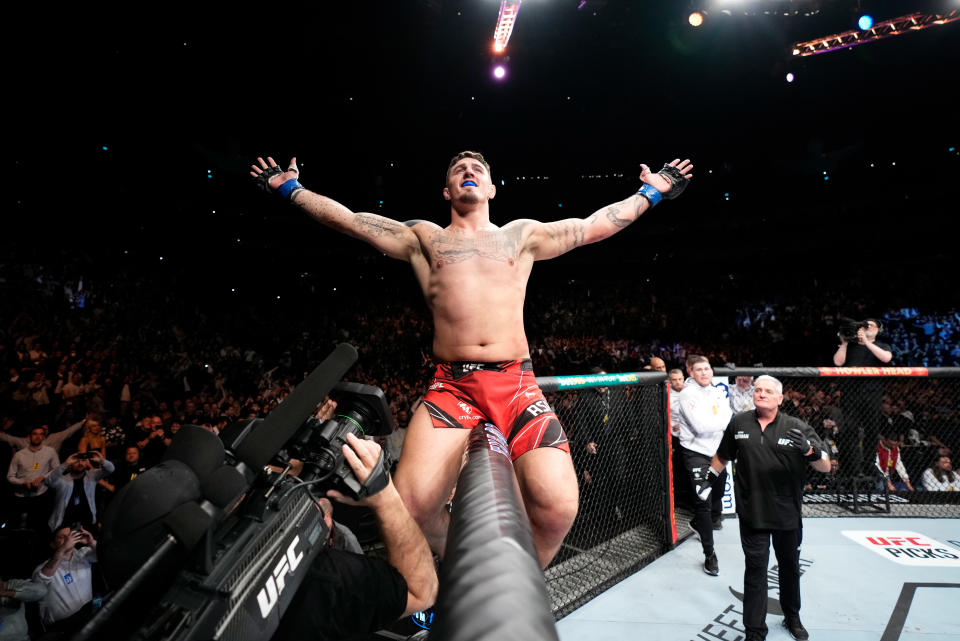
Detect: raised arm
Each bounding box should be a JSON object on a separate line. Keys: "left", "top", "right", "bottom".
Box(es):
{"left": 250, "top": 156, "right": 423, "bottom": 262}
{"left": 523, "top": 159, "right": 692, "bottom": 260}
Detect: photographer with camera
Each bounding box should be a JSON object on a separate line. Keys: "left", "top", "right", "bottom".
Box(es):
{"left": 31, "top": 525, "right": 98, "bottom": 637}
{"left": 832, "top": 318, "right": 892, "bottom": 367}
{"left": 274, "top": 432, "right": 438, "bottom": 640}
{"left": 831, "top": 318, "right": 892, "bottom": 476}
{"left": 43, "top": 451, "right": 114, "bottom": 534}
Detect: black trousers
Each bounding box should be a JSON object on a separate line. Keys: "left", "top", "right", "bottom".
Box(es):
{"left": 739, "top": 521, "right": 802, "bottom": 638}
{"left": 680, "top": 447, "right": 726, "bottom": 555}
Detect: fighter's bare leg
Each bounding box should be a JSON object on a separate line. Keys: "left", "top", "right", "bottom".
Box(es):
{"left": 393, "top": 403, "right": 470, "bottom": 556}
{"left": 513, "top": 447, "right": 579, "bottom": 569}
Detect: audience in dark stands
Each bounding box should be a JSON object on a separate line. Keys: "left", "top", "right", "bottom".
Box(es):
{"left": 2, "top": 260, "right": 957, "bottom": 602}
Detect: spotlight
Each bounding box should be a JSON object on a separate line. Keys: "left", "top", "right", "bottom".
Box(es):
{"left": 786, "top": 72, "right": 795, "bottom": 83}
{"left": 858, "top": 14, "right": 874, "bottom": 30}
{"left": 493, "top": 65, "right": 506, "bottom": 80}
{"left": 688, "top": 12, "right": 704, "bottom": 27}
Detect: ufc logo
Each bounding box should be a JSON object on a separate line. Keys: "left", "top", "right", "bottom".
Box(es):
{"left": 256, "top": 536, "right": 305, "bottom": 618}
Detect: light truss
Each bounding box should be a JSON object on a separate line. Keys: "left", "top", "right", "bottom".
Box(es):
{"left": 493, "top": 1, "right": 522, "bottom": 53}
{"left": 791, "top": 9, "right": 960, "bottom": 57}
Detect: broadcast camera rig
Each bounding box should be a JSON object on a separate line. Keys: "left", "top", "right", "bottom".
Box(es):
{"left": 77, "top": 344, "right": 396, "bottom": 641}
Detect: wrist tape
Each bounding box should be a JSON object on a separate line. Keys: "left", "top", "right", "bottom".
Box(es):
{"left": 637, "top": 183, "right": 663, "bottom": 207}
{"left": 278, "top": 179, "right": 304, "bottom": 200}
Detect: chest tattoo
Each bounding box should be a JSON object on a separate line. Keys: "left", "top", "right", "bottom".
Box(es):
{"left": 429, "top": 228, "right": 522, "bottom": 264}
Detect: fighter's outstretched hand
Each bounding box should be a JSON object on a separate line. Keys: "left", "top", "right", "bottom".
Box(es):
{"left": 640, "top": 158, "right": 693, "bottom": 199}
{"left": 250, "top": 156, "right": 300, "bottom": 193}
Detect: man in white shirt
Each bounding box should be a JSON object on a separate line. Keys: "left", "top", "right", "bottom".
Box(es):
{"left": 674, "top": 355, "right": 732, "bottom": 576}
{"left": 6, "top": 427, "right": 59, "bottom": 532}
{"left": 729, "top": 375, "right": 755, "bottom": 413}
{"left": 32, "top": 526, "right": 98, "bottom": 635}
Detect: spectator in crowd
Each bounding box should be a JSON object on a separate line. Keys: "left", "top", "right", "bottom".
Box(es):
{"left": 77, "top": 417, "right": 106, "bottom": 459}
{"left": 0, "top": 418, "right": 86, "bottom": 455}
{"left": 98, "top": 445, "right": 147, "bottom": 499}
{"left": 667, "top": 368, "right": 685, "bottom": 434}
{"left": 6, "top": 426, "right": 60, "bottom": 532}
{"left": 647, "top": 357, "right": 667, "bottom": 372}
{"left": 0, "top": 576, "right": 47, "bottom": 641}
{"left": 729, "top": 375, "right": 755, "bottom": 413}
{"left": 875, "top": 434, "right": 914, "bottom": 492}
{"left": 44, "top": 451, "right": 115, "bottom": 533}
{"left": 673, "top": 355, "right": 731, "bottom": 575}
{"left": 920, "top": 454, "right": 960, "bottom": 491}
{"left": 101, "top": 414, "right": 126, "bottom": 462}
{"left": 134, "top": 417, "right": 166, "bottom": 468}
{"left": 32, "top": 525, "right": 98, "bottom": 636}
{"left": 60, "top": 373, "right": 85, "bottom": 402}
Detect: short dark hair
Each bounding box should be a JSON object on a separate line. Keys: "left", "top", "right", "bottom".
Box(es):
{"left": 446, "top": 151, "right": 491, "bottom": 180}
{"left": 686, "top": 354, "right": 709, "bottom": 370}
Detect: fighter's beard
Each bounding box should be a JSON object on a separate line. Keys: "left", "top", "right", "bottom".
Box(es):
{"left": 456, "top": 192, "right": 482, "bottom": 205}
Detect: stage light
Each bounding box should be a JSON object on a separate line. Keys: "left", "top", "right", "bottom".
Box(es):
{"left": 493, "top": 65, "right": 506, "bottom": 80}
{"left": 688, "top": 12, "right": 704, "bottom": 27}
{"left": 492, "top": 1, "right": 522, "bottom": 54}
{"left": 859, "top": 14, "right": 874, "bottom": 30}
{"left": 786, "top": 72, "right": 795, "bottom": 82}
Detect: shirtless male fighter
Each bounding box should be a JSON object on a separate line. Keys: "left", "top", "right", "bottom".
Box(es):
{"left": 251, "top": 152, "right": 692, "bottom": 567}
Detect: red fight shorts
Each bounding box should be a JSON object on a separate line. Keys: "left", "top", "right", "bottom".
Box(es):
{"left": 422, "top": 359, "right": 570, "bottom": 461}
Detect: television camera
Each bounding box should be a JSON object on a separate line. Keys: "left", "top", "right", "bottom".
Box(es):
{"left": 79, "top": 344, "right": 397, "bottom": 641}
{"left": 838, "top": 317, "right": 869, "bottom": 343}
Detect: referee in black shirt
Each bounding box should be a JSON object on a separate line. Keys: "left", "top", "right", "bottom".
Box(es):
{"left": 705, "top": 375, "right": 831, "bottom": 641}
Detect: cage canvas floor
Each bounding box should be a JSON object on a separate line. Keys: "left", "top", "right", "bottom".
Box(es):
{"left": 557, "top": 517, "right": 960, "bottom": 641}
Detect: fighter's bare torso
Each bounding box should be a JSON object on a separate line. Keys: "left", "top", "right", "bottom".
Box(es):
{"left": 405, "top": 220, "right": 536, "bottom": 363}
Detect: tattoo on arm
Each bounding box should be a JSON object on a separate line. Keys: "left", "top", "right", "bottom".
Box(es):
{"left": 404, "top": 219, "right": 426, "bottom": 227}
{"left": 604, "top": 205, "right": 633, "bottom": 229}
{"left": 547, "top": 220, "right": 587, "bottom": 253}
{"left": 355, "top": 213, "right": 403, "bottom": 238}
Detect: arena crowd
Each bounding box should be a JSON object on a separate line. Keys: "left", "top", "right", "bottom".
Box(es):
{"left": 1, "top": 256, "right": 958, "bottom": 638}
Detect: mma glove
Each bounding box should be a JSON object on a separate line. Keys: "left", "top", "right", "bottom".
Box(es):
{"left": 657, "top": 163, "right": 690, "bottom": 200}
{"left": 780, "top": 427, "right": 824, "bottom": 461}
{"left": 254, "top": 165, "right": 304, "bottom": 201}
{"left": 693, "top": 464, "right": 720, "bottom": 501}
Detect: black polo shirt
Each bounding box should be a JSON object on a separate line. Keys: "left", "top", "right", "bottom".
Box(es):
{"left": 716, "top": 411, "right": 822, "bottom": 530}
{"left": 843, "top": 342, "right": 892, "bottom": 367}
{"left": 273, "top": 548, "right": 408, "bottom": 641}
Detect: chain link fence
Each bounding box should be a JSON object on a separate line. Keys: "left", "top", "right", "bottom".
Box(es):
{"left": 541, "top": 367, "right": 960, "bottom": 620}
{"left": 713, "top": 367, "right": 960, "bottom": 518}
{"left": 539, "top": 372, "right": 671, "bottom": 619}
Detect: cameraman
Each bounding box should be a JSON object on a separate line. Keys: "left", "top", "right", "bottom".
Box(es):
{"left": 831, "top": 319, "right": 891, "bottom": 475}
{"left": 274, "top": 432, "right": 438, "bottom": 641}
{"left": 832, "top": 319, "right": 892, "bottom": 367}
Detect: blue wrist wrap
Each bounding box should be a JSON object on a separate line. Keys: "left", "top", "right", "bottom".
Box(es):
{"left": 637, "top": 184, "right": 663, "bottom": 207}
{"left": 278, "top": 179, "right": 304, "bottom": 200}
